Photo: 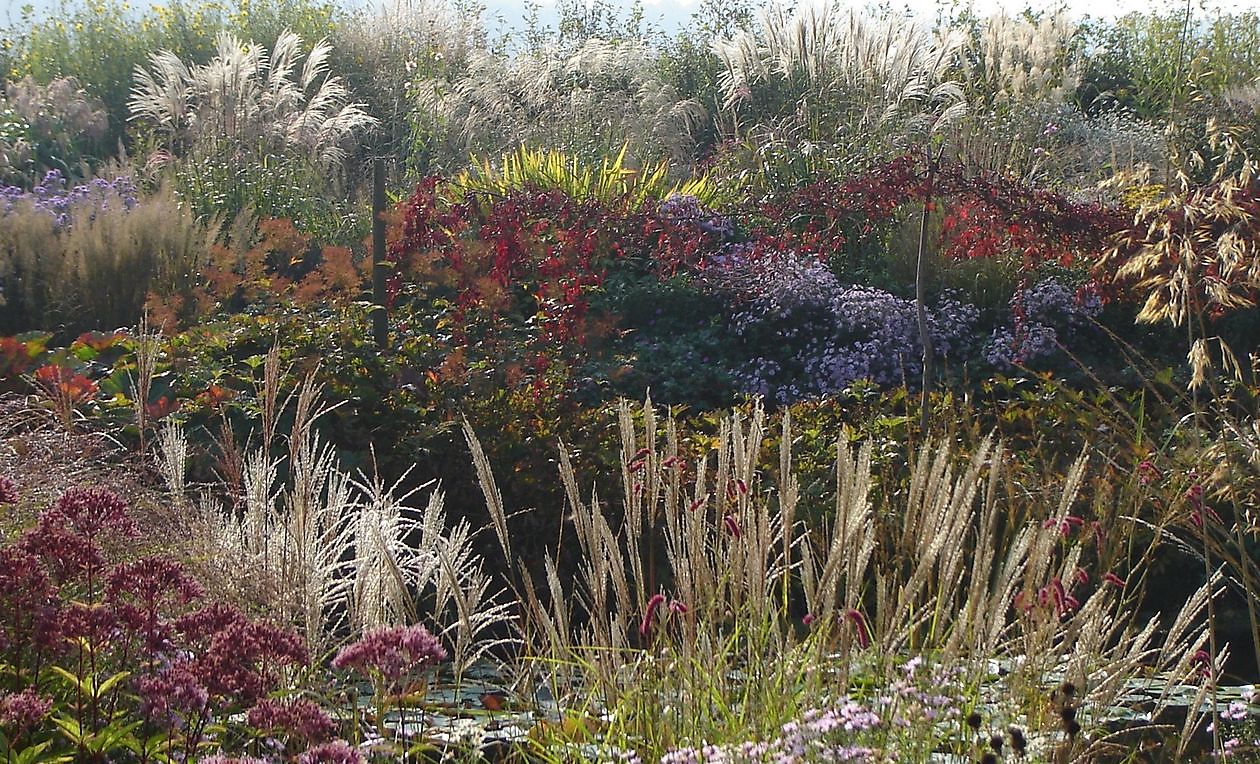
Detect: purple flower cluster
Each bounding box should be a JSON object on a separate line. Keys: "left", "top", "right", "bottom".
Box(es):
{"left": 658, "top": 657, "right": 971, "bottom": 763}
{"left": 984, "top": 277, "right": 1103, "bottom": 368}
{"left": 702, "top": 246, "right": 977, "bottom": 403}
{"left": 0, "top": 170, "right": 138, "bottom": 227}
{"left": 659, "top": 699, "right": 881, "bottom": 763}
{"left": 247, "top": 697, "right": 337, "bottom": 745}
{"left": 332, "top": 623, "right": 447, "bottom": 685}
{"left": 296, "top": 739, "right": 367, "bottom": 764}
{"left": 657, "top": 194, "right": 734, "bottom": 238}
{"left": 0, "top": 475, "right": 16, "bottom": 504}
{"left": 0, "top": 688, "right": 53, "bottom": 734}
{"left": 137, "top": 665, "right": 210, "bottom": 726}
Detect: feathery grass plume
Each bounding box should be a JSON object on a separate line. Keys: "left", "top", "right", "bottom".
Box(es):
{"left": 411, "top": 37, "right": 704, "bottom": 171}
{"left": 129, "top": 30, "right": 376, "bottom": 167}
{"left": 156, "top": 419, "right": 189, "bottom": 502}
{"left": 129, "top": 316, "right": 160, "bottom": 456}
{"left": 963, "top": 12, "right": 1082, "bottom": 110}
{"left": 799, "top": 438, "right": 875, "bottom": 628}
{"left": 1099, "top": 124, "right": 1260, "bottom": 327}
{"left": 712, "top": 4, "right": 965, "bottom": 159}
{"left": 332, "top": 0, "right": 484, "bottom": 158}
{"left": 463, "top": 417, "right": 512, "bottom": 563}
{"left": 346, "top": 467, "right": 423, "bottom": 635}
{"left": 190, "top": 374, "right": 355, "bottom": 654}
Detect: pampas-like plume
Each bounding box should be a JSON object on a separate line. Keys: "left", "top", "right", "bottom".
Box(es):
{"left": 130, "top": 30, "right": 376, "bottom": 166}
{"left": 713, "top": 5, "right": 966, "bottom": 144}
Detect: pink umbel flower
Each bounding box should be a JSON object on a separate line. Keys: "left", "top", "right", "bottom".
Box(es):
{"left": 44, "top": 486, "right": 138, "bottom": 539}
{"left": 298, "top": 739, "right": 366, "bottom": 764}
{"left": 175, "top": 603, "right": 308, "bottom": 705}
{"left": 0, "top": 545, "right": 62, "bottom": 655}
{"left": 247, "top": 697, "right": 336, "bottom": 745}
{"left": 0, "top": 689, "right": 52, "bottom": 734}
{"left": 0, "top": 476, "right": 17, "bottom": 504}
{"left": 201, "top": 755, "right": 269, "bottom": 764}
{"left": 332, "top": 624, "right": 446, "bottom": 684}
{"left": 136, "top": 665, "right": 209, "bottom": 727}
{"left": 106, "top": 556, "right": 204, "bottom": 651}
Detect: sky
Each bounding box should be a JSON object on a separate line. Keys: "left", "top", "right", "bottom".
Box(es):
{"left": 6, "top": 0, "right": 1260, "bottom": 32}
{"left": 472, "top": 0, "right": 1260, "bottom": 30}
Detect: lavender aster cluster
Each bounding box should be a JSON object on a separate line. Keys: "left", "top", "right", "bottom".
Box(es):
{"left": 984, "top": 277, "right": 1103, "bottom": 368}
{"left": 0, "top": 170, "right": 139, "bottom": 227}
{"left": 657, "top": 194, "right": 734, "bottom": 238}
{"left": 658, "top": 698, "right": 881, "bottom": 763}
{"left": 703, "top": 247, "right": 977, "bottom": 403}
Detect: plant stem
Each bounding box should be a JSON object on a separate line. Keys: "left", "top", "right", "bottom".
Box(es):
{"left": 915, "top": 150, "right": 937, "bottom": 435}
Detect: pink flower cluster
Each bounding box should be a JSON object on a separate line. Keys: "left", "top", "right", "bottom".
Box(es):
{"left": 247, "top": 697, "right": 337, "bottom": 745}
{"left": 297, "top": 739, "right": 366, "bottom": 764}
{"left": 0, "top": 476, "right": 17, "bottom": 504}
{"left": 0, "top": 689, "right": 53, "bottom": 733}
{"left": 331, "top": 623, "right": 446, "bottom": 683}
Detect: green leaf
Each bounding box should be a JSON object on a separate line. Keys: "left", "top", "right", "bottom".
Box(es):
{"left": 95, "top": 670, "right": 132, "bottom": 698}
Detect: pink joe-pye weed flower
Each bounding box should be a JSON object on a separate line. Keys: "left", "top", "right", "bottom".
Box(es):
{"left": 0, "top": 476, "right": 17, "bottom": 504}
{"left": 332, "top": 623, "right": 446, "bottom": 684}
{"left": 0, "top": 689, "right": 53, "bottom": 734}
{"left": 297, "top": 739, "right": 367, "bottom": 764}
{"left": 136, "top": 664, "right": 209, "bottom": 727}
{"left": 247, "top": 697, "right": 337, "bottom": 745}
{"left": 43, "top": 486, "right": 138, "bottom": 540}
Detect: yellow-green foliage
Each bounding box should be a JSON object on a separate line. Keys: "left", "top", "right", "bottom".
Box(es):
{"left": 0, "top": 187, "right": 214, "bottom": 335}
{"left": 452, "top": 144, "right": 721, "bottom": 210}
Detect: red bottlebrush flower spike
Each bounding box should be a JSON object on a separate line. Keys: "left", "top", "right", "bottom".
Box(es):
{"left": 844, "top": 608, "right": 871, "bottom": 649}
{"left": 722, "top": 514, "right": 742, "bottom": 539}
{"left": 640, "top": 593, "right": 666, "bottom": 638}
{"left": 1103, "top": 572, "right": 1127, "bottom": 588}
{"left": 802, "top": 613, "right": 817, "bottom": 627}
{"left": 687, "top": 496, "right": 706, "bottom": 512}
{"left": 668, "top": 599, "right": 688, "bottom": 615}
